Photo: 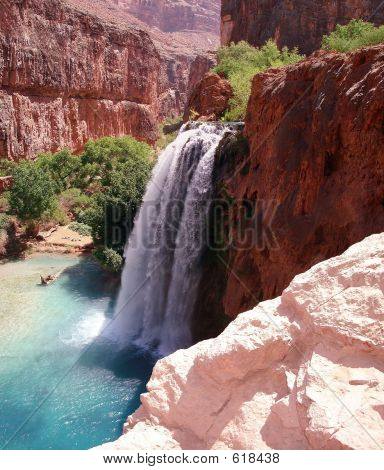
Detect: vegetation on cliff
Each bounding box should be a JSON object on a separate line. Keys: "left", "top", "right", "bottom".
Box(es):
{"left": 322, "top": 19, "right": 384, "bottom": 52}
{"left": 213, "top": 40, "right": 304, "bottom": 121}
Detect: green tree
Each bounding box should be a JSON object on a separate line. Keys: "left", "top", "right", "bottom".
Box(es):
{"left": 81, "top": 136, "right": 153, "bottom": 261}
{"left": 36, "top": 149, "right": 81, "bottom": 193}
{"left": 94, "top": 248, "right": 123, "bottom": 273}
{"left": 80, "top": 136, "right": 152, "bottom": 187}
{"left": 9, "top": 162, "right": 56, "bottom": 232}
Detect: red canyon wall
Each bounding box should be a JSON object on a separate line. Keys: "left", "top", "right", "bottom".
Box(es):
{"left": 0, "top": 0, "right": 217, "bottom": 160}
{"left": 218, "top": 45, "right": 384, "bottom": 318}
{"left": 113, "top": 0, "right": 220, "bottom": 34}
{"left": 221, "top": 0, "right": 384, "bottom": 53}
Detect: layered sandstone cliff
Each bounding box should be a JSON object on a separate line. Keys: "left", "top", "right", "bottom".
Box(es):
{"left": 221, "top": 0, "right": 384, "bottom": 54}
{"left": 0, "top": 0, "right": 217, "bottom": 160}
{"left": 101, "top": 233, "right": 384, "bottom": 450}
{"left": 113, "top": 0, "right": 220, "bottom": 35}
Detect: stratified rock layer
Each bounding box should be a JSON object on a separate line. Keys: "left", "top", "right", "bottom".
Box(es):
{"left": 114, "top": 0, "right": 220, "bottom": 34}
{"left": 222, "top": 45, "right": 384, "bottom": 318}
{"left": 221, "top": 0, "right": 384, "bottom": 54}
{"left": 0, "top": 0, "right": 217, "bottom": 160}
{"left": 101, "top": 233, "right": 384, "bottom": 450}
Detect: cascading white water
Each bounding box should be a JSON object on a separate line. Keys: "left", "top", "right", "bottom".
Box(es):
{"left": 109, "top": 122, "right": 238, "bottom": 355}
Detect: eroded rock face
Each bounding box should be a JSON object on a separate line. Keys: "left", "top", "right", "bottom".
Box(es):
{"left": 221, "top": 45, "right": 384, "bottom": 318}
{"left": 100, "top": 233, "right": 384, "bottom": 450}
{"left": 0, "top": 0, "right": 217, "bottom": 160}
{"left": 221, "top": 0, "right": 384, "bottom": 54}
{"left": 114, "top": 0, "right": 220, "bottom": 34}
{"left": 184, "top": 72, "right": 233, "bottom": 121}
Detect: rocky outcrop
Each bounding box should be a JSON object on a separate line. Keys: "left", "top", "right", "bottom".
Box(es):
{"left": 0, "top": 176, "right": 12, "bottom": 193}
{"left": 101, "top": 233, "right": 384, "bottom": 450}
{"left": 217, "top": 45, "right": 384, "bottom": 318}
{"left": 184, "top": 73, "right": 233, "bottom": 121}
{"left": 221, "top": 0, "right": 384, "bottom": 54}
{"left": 114, "top": 0, "right": 220, "bottom": 34}
{"left": 0, "top": 0, "right": 217, "bottom": 160}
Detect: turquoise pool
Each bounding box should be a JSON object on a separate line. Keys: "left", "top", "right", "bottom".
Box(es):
{"left": 0, "top": 255, "right": 154, "bottom": 450}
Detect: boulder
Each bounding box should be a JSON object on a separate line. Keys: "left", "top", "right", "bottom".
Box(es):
{"left": 184, "top": 73, "right": 233, "bottom": 122}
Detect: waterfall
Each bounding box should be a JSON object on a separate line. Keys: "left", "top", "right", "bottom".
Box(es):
{"left": 108, "top": 122, "right": 239, "bottom": 356}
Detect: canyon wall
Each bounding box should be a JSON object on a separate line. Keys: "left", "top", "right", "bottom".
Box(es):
{"left": 0, "top": 0, "right": 217, "bottom": 160}
{"left": 113, "top": 0, "right": 220, "bottom": 34}
{"left": 101, "top": 233, "right": 384, "bottom": 450}
{"left": 221, "top": 0, "right": 384, "bottom": 53}
{"left": 217, "top": 45, "right": 384, "bottom": 318}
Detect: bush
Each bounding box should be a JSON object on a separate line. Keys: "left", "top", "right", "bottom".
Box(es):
{"left": 9, "top": 162, "right": 56, "bottom": 223}
{"left": 213, "top": 40, "right": 304, "bottom": 121}
{"left": 42, "top": 206, "right": 71, "bottom": 226}
{"left": 94, "top": 248, "right": 123, "bottom": 273}
{"left": 68, "top": 222, "right": 92, "bottom": 236}
{"left": 0, "top": 192, "right": 9, "bottom": 212}
{"left": 0, "top": 213, "right": 11, "bottom": 231}
{"left": 0, "top": 160, "right": 16, "bottom": 177}
{"left": 322, "top": 19, "right": 384, "bottom": 52}
{"left": 59, "top": 188, "right": 92, "bottom": 218}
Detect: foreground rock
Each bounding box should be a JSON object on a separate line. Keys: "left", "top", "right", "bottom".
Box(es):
{"left": 221, "top": 0, "right": 384, "bottom": 54}
{"left": 100, "top": 233, "right": 384, "bottom": 450}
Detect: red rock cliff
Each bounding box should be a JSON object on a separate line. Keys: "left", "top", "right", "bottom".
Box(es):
{"left": 0, "top": 0, "right": 217, "bottom": 160}
{"left": 221, "top": 0, "right": 384, "bottom": 54}
{"left": 113, "top": 0, "right": 220, "bottom": 35}
{"left": 205, "top": 45, "right": 384, "bottom": 320}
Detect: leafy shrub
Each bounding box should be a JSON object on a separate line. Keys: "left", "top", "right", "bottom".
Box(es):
{"left": 45, "top": 206, "right": 71, "bottom": 226}
{"left": 213, "top": 40, "right": 304, "bottom": 121}
{"left": 94, "top": 248, "right": 123, "bottom": 273}
{"left": 0, "top": 213, "right": 11, "bottom": 231}
{"left": 0, "top": 160, "right": 16, "bottom": 177}
{"left": 0, "top": 192, "right": 9, "bottom": 212}
{"left": 59, "top": 188, "right": 92, "bottom": 218}
{"left": 68, "top": 222, "right": 92, "bottom": 236}
{"left": 9, "top": 162, "right": 56, "bottom": 222}
{"left": 322, "top": 19, "right": 384, "bottom": 52}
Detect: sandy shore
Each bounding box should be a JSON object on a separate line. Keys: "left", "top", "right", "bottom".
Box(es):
{"left": 28, "top": 225, "right": 94, "bottom": 256}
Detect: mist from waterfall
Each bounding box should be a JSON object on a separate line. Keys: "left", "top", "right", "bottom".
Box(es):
{"left": 108, "top": 123, "right": 236, "bottom": 356}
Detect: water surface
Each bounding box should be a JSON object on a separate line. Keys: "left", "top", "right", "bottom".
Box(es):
{"left": 0, "top": 255, "right": 154, "bottom": 450}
